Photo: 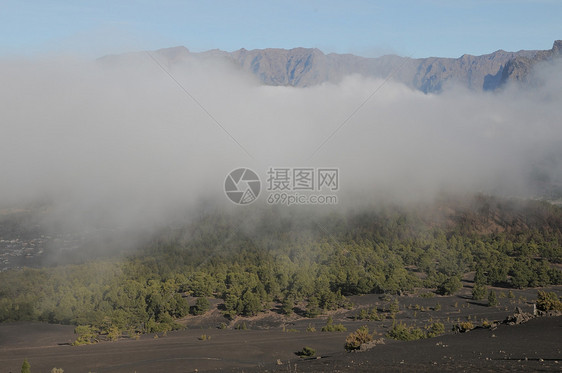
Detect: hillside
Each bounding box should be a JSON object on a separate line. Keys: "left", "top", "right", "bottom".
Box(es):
{"left": 1, "top": 195, "right": 560, "bottom": 331}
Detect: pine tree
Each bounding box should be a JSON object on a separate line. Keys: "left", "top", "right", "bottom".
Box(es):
{"left": 472, "top": 282, "right": 487, "bottom": 300}
{"left": 388, "top": 298, "right": 400, "bottom": 317}
{"left": 488, "top": 290, "right": 498, "bottom": 307}
{"left": 190, "top": 297, "right": 210, "bottom": 315}
{"left": 280, "top": 296, "right": 294, "bottom": 315}
{"left": 474, "top": 267, "right": 487, "bottom": 284}
{"left": 21, "top": 359, "right": 31, "bottom": 373}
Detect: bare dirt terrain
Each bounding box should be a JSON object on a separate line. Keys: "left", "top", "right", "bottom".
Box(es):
{"left": 1, "top": 286, "right": 560, "bottom": 372}
{"left": 246, "top": 315, "right": 562, "bottom": 372}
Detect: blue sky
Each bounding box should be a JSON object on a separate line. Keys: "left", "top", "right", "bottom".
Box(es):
{"left": 1, "top": 0, "right": 560, "bottom": 58}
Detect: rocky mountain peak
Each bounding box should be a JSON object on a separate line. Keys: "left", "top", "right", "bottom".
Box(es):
{"left": 553, "top": 40, "right": 562, "bottom": 55}
{"left": 499, "top": 39, "right": 562, "bottom": 86}
{"left": 99, "top": 40, "right": 560, "bottom": 93}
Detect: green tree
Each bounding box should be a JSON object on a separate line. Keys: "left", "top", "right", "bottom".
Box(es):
{"left": 369, "top": 307, "right": 382, "bottom": 320}
{"left": 189, "top": 272, "right": 216, "bottom": 297}
{"left": 472, "top": 282, "right": 487, "bottom": 300}
{"left": 280, "top": 296, "right": 294, "bottom": 315}
{"left": 190, "top": 297, "right": 210, "bottom": 316}
{"left": 305, "top": 296, "right": 321, "bottom": 318}
{"left": 223, "top": 293, "right": 242, "bottom": 316}
{"left": 388, "top": 298, "right": 400, "bottom": 318}
{"left": 474, "top": 266, "right": 487, "bottom": 284}
{"left": 21, "top": 359, "right": 31, "bottom": 373}
{"left": 510, "top": 260, "right": 533, "bottom": 288}
{"left": 172, "top": 293, "right": 190, "bottom": 317}
{"left": 437, "top": 276, "right": 462, "bottom": 295}
{"left": 488, "top": 290, "right": 498, "bottom": 307}
{"left": 241, "top": 292, "right": 261, "bottom": 316}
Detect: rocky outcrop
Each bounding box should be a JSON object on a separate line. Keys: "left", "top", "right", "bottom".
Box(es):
{"left": 499, "top": 40, "right": 562, "bottom": 86}
{"left": 503, "top": 307, "right": 535, "bottom": 325}
{"left": 503, "top": 306, "right": 562, "bottom": 326}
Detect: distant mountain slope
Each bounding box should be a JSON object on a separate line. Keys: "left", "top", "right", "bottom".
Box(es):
{"left": 500, "top": 40, "right": 562, "bottom": 85}
{"left": 223, "top": 47, "right": 540, "bottom": 92}
{"left": 100, "top": 41, "right": 561, "bottom": 93}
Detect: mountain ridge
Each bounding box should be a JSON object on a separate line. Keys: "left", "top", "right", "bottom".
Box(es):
{"left": 500, "top": 40, "right": 562, "bottom": 85}
{"left": 100, "top": 41, "right": 561, "bottom": 93}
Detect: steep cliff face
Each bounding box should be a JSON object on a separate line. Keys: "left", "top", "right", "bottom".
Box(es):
{"left": 229, "top": 47, "right": 324, "bottom": 86}
{"left": 412, "top": 48, "right": 542, "bottom": 92}
{"left": 223, "top": 47, "right": 539, "bottom": 92}
{"left": 500, "top": 40, "right": 562, "bottom": 86}
{"left": 100, "top": 41, "right": 560, "bottom": 93}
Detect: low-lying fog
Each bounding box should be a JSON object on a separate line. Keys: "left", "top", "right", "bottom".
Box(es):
{"left": 1, "top": 51, "right": 561, "bottom": 235}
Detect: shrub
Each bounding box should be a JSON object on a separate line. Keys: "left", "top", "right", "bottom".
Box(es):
{"left": 296, "top": 346, "right": 316, "bottom": 357}
{"left": 306, "top": 323, "right": 316, "bottom": 332}
{"left": 344, "top": 326, "right": 373, "bottom": 351}
{"left": 146, "top": 317, "right": 174, "bottom": 334}
{"left": 481, "top": 319, "right": 492, "bottom": 328}
{"left": 386, "top": 321, "right": 425, "bottom": 341}
{"left": 420, "top": 292, "right": 435, "bottom": 298}
{"left": 380, "top": 294, "right": 393, "bottom": 302}
{"left": 437, "top": 276, "right": 462, "bottom": 295}
{"left": 369, "top": 307, "right": 383, "bottom": 320}
{"left": 452, "top": 321, "right": 474, "bottom": 333}
{"left": 282, "top": 325, "right": 298, "bottom": 332}
{"left": 355, "top": 308, "right": 368, "bottom": 320}
{"left": 321, "top": 316, "right": 347, "bottom": 332}
{"left": 105, "top": 326, "right": 120, "bottom": 341}
{"left": 388, "top": 299, "right": 400, "bottom": 318}
{"left": 355, "top": 307, "right": 382, "bottom": 321}
{"left": 426, "top": 322, "right": 445, "bottom": 338}
{"left": 536, "top": 290, "right": 562, "bottom": 311}
{"left": 73, "top": 325, "right": 98, "bottom": 346}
